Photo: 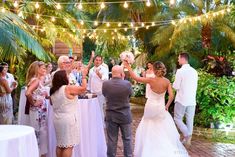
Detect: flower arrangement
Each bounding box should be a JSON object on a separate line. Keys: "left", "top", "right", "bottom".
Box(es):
{"left": 120, "top": 51, "right": 135, "bottom": 64}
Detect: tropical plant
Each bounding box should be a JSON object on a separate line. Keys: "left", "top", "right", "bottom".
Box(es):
{"left": 195, "top": 70, "right": 235, "bottom": 127}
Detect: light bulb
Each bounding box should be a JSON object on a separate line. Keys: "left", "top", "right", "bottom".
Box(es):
{"left": 56, "top": 3, "right": 61, "bottom": 10}
{"left": 146, "top": 0, "right": 151, "bottom": 7}
{"left": 35, "top": 2, "right": 40, "bottom": 9}
{"left": 124, "top": 28, "right": 127, "bottom": 31}
{"left": 13, "top": 1, "right": 18, "bottom": 8}
{"left": 100, "top": 2, "right": 105, "bottom": 9}
{"left": 51, "top": 17, "right": 55, "bottom": 22}
{"left": 1, "top": 8, "right": 6, "bottom": 13}
{"left": 130, "top": 23, "right": 134, "bottom": 27}
{"left": 106, "top": 22, "right": 110, "bottom": 27}
{"left": 36, "top": 14, "right": 40, "bottom": 19}
{"left": 151, "top": 22, "right": 155, "bottom": 26}
{"left": 170, "top": 0, "right": 175, "bottom": 5}
{"left": 114, "top": 29, "right": 117, "bottom": 32}
{"left": 80, "top": 20, "right": 84, "bottom": 25}
{"left": 78, "top": 3, "right": 82, "bottom": 10}
{"left": 141, "top": 23, "right": 145, "bottom": 27}
{"left": 104, "top": 29, "right": 107, "bottom": 33}
{"left": 94, "top": 21, "right": 98, "bottom": 26}
{"left": 118, "top": 23, "right": 121, "bottom": 27}
{"left": 146, "top": 26, "right": 149, "bottom": 29}
{"left": 124, "top": 2, "right": 128, "bottom": 8}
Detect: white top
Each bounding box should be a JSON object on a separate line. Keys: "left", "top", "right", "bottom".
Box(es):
{"left": 88, "top": 65, "right": 109, "bottom": 94}
{"left": 173, "top": 64, "right": 198, "bottom": 106}
{"left": 4, "top": 73, "right": 16, "bottom": 88}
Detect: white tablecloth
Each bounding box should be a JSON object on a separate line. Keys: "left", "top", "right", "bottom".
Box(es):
{"left": 18, "top": 88, "right": 107, "bottom": 157}
{"left": 0, "top": 125, "right": 39, "bottom": 157}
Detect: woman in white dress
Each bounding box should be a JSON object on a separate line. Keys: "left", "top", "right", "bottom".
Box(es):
{"left": 50, "top": 69, "right": 87, "bottom": 157}
{"left": 124, "top": 61, "right": 189, "bottom": 157}
{"left": 142, "top": 61, "right": 155, "bottom": 99}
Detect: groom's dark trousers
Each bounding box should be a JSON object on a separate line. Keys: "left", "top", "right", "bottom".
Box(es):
{"left": 102, "top": 77, "right": 133, "bottom": 157}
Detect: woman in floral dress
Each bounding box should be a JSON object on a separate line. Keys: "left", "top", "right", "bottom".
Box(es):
{"left": 25, "top": 61, "right": 49, "bottom": 157}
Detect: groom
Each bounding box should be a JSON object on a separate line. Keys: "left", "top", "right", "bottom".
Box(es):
{"left": 173, "top": 52, "right": 198, "bottom": 147}
{"left": 102, "top": 65, "right": 133, "bottom": 157}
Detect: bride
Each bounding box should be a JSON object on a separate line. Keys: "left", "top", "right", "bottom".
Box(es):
{"left": 124, "top": 61, "right": 189, "bottom": 157}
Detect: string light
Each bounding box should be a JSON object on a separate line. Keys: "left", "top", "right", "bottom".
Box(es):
{"left": 123, "top": 1, "right": 128, "bottom": 8}
{"left": 100, "top": 2, "right": 105, "bottom": 9}
{"left": 18, "top": 11, "right": 23, "bottom": 17}
{"left": 170, "top": 0, "right": 175, "bottom": 6}
{"left": 13, "top": 1, "right": 18, "bottom": 8}
{"left": 151, "top": 22, "right": 155, "bottom": 26}
{"left": 118, "top": 23, "right": 122, "bottom": 27}
{"left": 94, "top": 21, "right": 98, "bottom": 26}
{"left": 130, "top": 22, "right": 134, "bottom": 27}
{"left": 36, "top": 14, "right": 40, "bottom": 19}
{"left": 78, "top": 3, "right": 82, "bottom": 10}
{"left": 35, "top": 2, "right": 40, "bottom": 9}
{"left": 51, "top": 17, "right": 55, "bottom": 22}
{"left": 1, "top": 8, "right": 5, "bottom": 13}
{"left": 56, "top": 3, "right": 61, "bottom": 10}
{"left": 146, "top": 0, "right": 151, "bottom": 7}
{"left": 106, "top": 22, "right": 110, "bottom": 27}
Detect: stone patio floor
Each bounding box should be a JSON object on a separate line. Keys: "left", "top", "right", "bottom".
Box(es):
{"left": 114, "top": 104, "right": 235, "bottom": 157}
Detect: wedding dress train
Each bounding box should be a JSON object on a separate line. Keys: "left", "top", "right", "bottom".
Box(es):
{"left": 134, "top": 89, "right": 189, "bottom": 157}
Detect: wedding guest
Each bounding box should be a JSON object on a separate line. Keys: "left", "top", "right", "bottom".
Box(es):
{"left": 142, "top": 61, "right": 155, "bottom": 99}
{"left": 88, "top": 55, "right": 109, "bottom": 125}
{"left": 108, "top": 58, "right": 115, "bottom": 79}
{"left": 52, "top": 55, "right": 77, "bottom": 85}
{"left": 44, "top": 62, "right": 53, "bottom": 87}
{"left": 102, "top": 65, "right": 133, "bottom": 157}
{"left": 50, "top": 70, "right": 87, "bottom": 157}
{"left": 124, "top": 61, "right": 188, "bottom": 157}
{"left": 0, "top": 63, "right": 17, "bottom": 124}
{"left": 25, "top": 61, "right": 48, "bottom": 157}
{"left": 173, "top": 52, "right": 198, "bottom": 147}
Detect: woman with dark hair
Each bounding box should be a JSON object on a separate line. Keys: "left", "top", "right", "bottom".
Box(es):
{"left": 0, "top": 63, "right": 17, "bottom": 124}
{"left": 50, "top": 69, "right": 87, "bottom": 157}
{"left": 142, "top": 61, "right": 155, "bottom": 99}
{"left": 124, "top": 61, "right": 189, "bottom": 157}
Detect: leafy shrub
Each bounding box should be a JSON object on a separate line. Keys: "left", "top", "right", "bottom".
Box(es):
{"left": 132, "top": 83, "right": 145, "bottom": 97}
{"left": 195, "top": 70, "right": 235, "bottom": 127}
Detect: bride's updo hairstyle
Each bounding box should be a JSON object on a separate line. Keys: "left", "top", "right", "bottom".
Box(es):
{"left": 153, "top": 61, "right": 166, "bottom": 77}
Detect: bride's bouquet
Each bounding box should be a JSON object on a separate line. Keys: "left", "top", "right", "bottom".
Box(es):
{"left": 120, "top": 51, "right": 135, "bottom": 65}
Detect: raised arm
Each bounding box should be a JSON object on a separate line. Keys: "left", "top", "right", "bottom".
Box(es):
{"left": 124, "top": 61, "right": 151, "bottom": 84}
{"left": 87, "top": 50, "right": 95, "bottom": 70}
{"left": 165, "top": 81, "right": 174, "bottom": 111}
{"left": 1, "top": 79, "right": 16, "bottom": 93}
{"left": 67, "top": 67, "right": 88, "bottom": 95}
{"left": 25, "top": 79, "right": 40, "bottom": 105}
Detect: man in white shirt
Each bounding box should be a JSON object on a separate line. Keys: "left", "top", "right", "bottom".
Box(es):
{"left": 173, "top": 52, "right": 198, "bottom": 147}
{"left": 88, "top": 55, "right": 109, "bottom": 125}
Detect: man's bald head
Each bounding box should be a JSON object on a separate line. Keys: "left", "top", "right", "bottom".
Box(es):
{"left": 112, "top": 65, "right": 124, "bottom": 79}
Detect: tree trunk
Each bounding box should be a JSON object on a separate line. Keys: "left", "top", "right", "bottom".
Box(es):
{"left": 201, "top": 23, "right": 212, "bottom": 49}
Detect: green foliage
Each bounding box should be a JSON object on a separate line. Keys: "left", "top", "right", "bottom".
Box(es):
{"left": 195, "top": 70, "right": 235, "bottom": 127}
{"left": 132, "top": 83, "right": 146, "bottom": 97}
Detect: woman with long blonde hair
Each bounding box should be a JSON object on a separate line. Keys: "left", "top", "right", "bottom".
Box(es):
{"left": 25, "top": 61, "right": 48, "bottom": 157}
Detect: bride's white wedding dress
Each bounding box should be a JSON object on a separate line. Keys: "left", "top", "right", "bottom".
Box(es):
{"left": 134, "top": 89, "right": 189, "bottom": 157}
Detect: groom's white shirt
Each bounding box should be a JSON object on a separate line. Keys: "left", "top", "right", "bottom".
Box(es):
{"left": 88, "top": 65, "right": 109, "bottom": 94}
{"left": 173, "top": 64, "right": 198, "bottom": 106}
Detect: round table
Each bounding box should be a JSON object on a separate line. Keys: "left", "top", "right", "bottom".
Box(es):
{"left": 0, "top": 125, "right": 39, "bottom": 157}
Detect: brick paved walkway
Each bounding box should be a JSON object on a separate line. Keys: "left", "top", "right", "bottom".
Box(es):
{"left": 114, "top": 105, "right": 235, "bottom": 157}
